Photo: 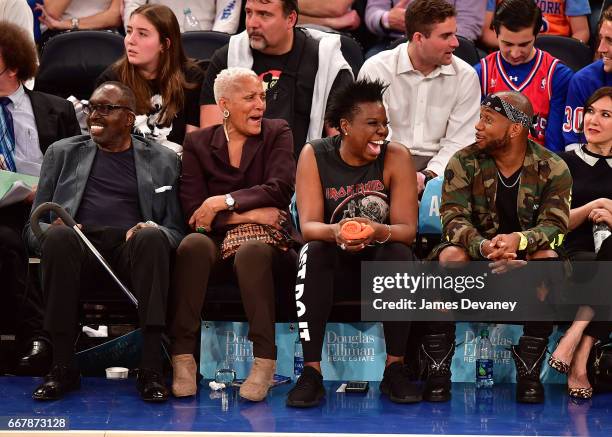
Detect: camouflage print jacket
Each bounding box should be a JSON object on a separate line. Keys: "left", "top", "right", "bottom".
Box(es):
{"left": 439, "top": 140, "right": 572, "bottom": 259}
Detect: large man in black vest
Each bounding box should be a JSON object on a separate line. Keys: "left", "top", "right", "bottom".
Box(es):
{"left": 0, "top": 21, "right": 80, "bottom": 375}
{"left": 199, "top": 0, "right": 353, "bottom": 156}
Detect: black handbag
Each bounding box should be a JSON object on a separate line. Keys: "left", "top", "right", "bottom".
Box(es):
{"left": 588, "top": 340, "right": 612, "bottom": 393}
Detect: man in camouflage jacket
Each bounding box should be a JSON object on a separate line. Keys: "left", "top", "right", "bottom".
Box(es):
{"left": 434, "top": 91, "right": 572, "bottom": 405}
{"left": 439, "top": 132, "right": 571, "bottom": 259}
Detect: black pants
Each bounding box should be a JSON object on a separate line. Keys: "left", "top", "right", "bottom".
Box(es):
{"left": 0, "top": 203, "right": 45, "bottom": 345}
{"left": 295, "top": 241, "right": 418, "bottom": 362}
{"left": 40, "top": 225, "right": 171, "bottom": 371}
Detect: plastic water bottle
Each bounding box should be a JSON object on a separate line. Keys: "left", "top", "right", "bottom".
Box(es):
{"left": 183, "top": 8, "right": 201, "bottom": 32}
{"left": 593, "top": 223, "right": 611, "bottom": 254}
{"left": 215, "top": 345, "right": 236, "bottom": 385}
{"left": 294, "top": 335, "right": 304, "bottom": 380}
{"left": 475, "top": 328, "right": 494, "bottom": 388}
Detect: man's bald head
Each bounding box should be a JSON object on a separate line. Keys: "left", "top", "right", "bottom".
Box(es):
{"left": 92, "top": 81, "right": 137, "bottom": 112}
{"left": 495, "top": 91, "right": 534, "bottom": 120}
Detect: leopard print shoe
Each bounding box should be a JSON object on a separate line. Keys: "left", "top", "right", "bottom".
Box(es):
{"left": 568, "top": 386, "right": 593, "bottom": 399}
{"left": 548, "top": 356, "right": 570, "bottom": 374}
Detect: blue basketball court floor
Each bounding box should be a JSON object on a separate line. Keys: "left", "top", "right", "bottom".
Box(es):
{"left": 0, "top": 377, "right": 610, "bottom": 436}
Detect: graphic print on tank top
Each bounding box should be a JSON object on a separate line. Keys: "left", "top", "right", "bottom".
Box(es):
{"left": 313, "top": 135, "right": 391, "bottom": 225}
{"left": 328, "top": 183, "right": 389, "bottom": 224}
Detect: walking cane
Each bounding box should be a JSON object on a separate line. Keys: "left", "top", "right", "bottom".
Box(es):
{"left": 30, "top": 202, "right": 139, "bottom": 308}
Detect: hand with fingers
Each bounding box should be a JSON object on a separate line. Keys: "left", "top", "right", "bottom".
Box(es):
{"left": 591, "top": 198, "right": 612, "bottom": 214}
{"left": 334, "top": 218, "right": 376, "bottom": 253}
{"left": 51, "top": 217, "right": 82, "bottom": 229}
{"left": 189, "top": 196, "right": 225, "bottom": 233}
{"left": 484, "top": 233, "right": 520, "bottom": 260}
{"left": 589, "top": 208, "right": 612, "bottom": 227}
{"left": 482, "top": 233, "right": 527, "bottom": 274}
{"left": 488, "top": 257, "right": 528, "bottom": 274}
{"left": 387, "top": 0, "right": 409, "bottom": 32}
{"left": 35, "top": 3, "right": 70, "bottom": 30}
{"left": 248, "top": 207, "right": 289, "bottom": 230}
{"left": 126, "top": 221, "right": 158, "bottom": 241}
{"left": 24, "top": 185, "right": 38, "bottom": 204}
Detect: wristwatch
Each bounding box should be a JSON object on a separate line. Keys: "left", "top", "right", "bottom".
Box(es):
{"left": 225, "top": 193, "right": 236, "bottom": 211}
{"left": 516, "top": 232, "right": 528, "bottom": 251}
{"left": 71, "top": 17, "right": 80, "bottom": 30}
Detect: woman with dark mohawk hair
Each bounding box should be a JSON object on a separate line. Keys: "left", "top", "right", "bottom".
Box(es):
{"left": 286, "top": 79, "right": 422, "bottom": 408}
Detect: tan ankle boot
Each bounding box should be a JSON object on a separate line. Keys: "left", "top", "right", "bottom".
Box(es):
{"left": 171, "top": 354, "right": 197, "bottom": 397}
{"left": 239, "top": 357, "right": 276, "bottom": 401}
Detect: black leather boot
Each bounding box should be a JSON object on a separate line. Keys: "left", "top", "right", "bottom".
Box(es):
{"left": 421, "top": 334, "right": 455, "bottom": 402}
{"left": 511, "top": 336, "right": 547, "bottom": 404}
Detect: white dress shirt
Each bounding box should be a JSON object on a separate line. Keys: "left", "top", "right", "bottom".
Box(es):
{"left": 7, "top": 84, "right": 42, "bottom": 177}
{"left": 358, "top": 43, "right": 481, "bottom": 176}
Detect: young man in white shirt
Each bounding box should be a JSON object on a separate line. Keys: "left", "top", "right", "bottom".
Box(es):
{"left": 358, "top": 0, "right": 480, "bottom": 195}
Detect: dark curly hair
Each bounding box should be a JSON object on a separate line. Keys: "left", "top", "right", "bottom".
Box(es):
{"left": 0, "top": 21, "right": 38, "bottom": 82}
{"left": 325, "top": 79, "right": 389, "bottom": 130}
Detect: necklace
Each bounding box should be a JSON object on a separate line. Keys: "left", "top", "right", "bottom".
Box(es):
{"left": 497, "top": 169, "right": 521, "bottom": 188}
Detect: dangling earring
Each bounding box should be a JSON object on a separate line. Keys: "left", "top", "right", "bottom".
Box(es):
{"left": 222, "top": 109, "right": 230, "bottom": 141}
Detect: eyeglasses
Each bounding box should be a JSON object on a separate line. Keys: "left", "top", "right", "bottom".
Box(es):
{"left": 83, "top": 103, "right": 133, "bottom": 116}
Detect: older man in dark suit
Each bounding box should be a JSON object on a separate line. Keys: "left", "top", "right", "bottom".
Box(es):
{"left": 0, "top": 20, "right": 80, "bottom": 375}
{"left": 25, "top": 81, "right": 185, "bottom": 402}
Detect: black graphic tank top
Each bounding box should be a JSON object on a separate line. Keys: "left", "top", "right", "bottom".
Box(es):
{"left": 311, "top": 135, "right": 390, "bottom": 225}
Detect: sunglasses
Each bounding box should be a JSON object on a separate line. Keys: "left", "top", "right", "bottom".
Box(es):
{"left": 83, "top": 103, "right": 134, "bottom": 116}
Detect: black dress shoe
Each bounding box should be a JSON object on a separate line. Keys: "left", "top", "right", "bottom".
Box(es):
{"left": 32, "top": 365, "right": 80, "bottom": 401}
{"left": 137, "top": 369, "right": 169, "bottom": 402}
{"left": 17, "top": 339, "right": 52, "bottom": 376}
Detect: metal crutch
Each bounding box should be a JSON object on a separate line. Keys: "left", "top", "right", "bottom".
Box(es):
{"left": 30, "top": 202, "right": 139, "bottom": 308}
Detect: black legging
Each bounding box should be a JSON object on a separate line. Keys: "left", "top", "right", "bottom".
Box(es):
{"left": 295, "top": 241, "right": 414, "bottom": 362}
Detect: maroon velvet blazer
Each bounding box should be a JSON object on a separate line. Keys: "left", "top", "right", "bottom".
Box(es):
{"left": 180, "top": 118, "right": 296, "bottom": 233}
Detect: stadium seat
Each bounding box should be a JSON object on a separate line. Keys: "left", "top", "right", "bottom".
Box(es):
{"left": 289, "top": 193, "right": 300, "bottom": 234}
{"left": 35, "top": 31, "right": 125, "bottom": 100}
{"left": 418, "top": 176, "right": 444, "bottom": 236}
{"left": 417, "top": 176, "right": 444, "bottom": 258}
{"left": 389, "top": 35, "right": 482, "bottom": 66}
{"left": 181, "top": 30, "right": 231, "bottom": 61}
{"left": 534, "top": 35, "right": 593, "bottom": 71}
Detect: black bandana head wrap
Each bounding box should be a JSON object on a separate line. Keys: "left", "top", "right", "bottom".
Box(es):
{"left": 481, "top": 94, "right": 532, "bottom": 129}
